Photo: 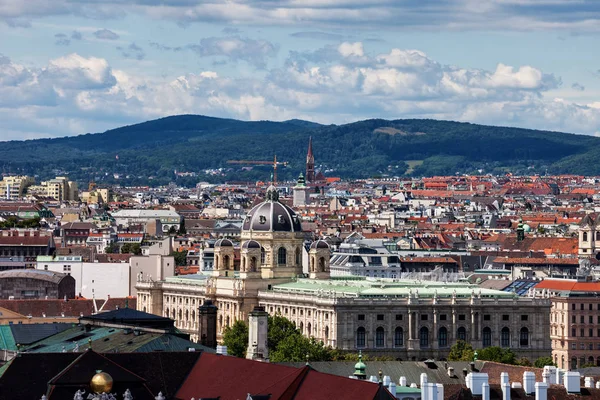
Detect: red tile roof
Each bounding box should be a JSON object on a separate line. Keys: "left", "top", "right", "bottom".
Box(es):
{"left": 535, "top": 280, "right": 600, "bottom": 292}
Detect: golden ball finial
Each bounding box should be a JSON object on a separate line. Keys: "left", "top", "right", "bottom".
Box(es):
{"left": 90, "top": 370, "right": 113, "bottom": 394}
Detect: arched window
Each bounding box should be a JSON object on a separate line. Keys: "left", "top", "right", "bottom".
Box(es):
{"left": 583, "top": 232, "right": 588, "bottom": 242}
{"left": 357, "top": 327, "right": 366, "bottom": 348}
{"left": 419, "top": 327, "right": 429, "bottom": 348}
{"left": 483, "top": 327, "right": 492, "bottom": 347}
{"left": 501, "top": 327, "right": 510, "bottom": 347}
{"left": 250, "top": 257, "right": 257, "bottom": 272}
{"left": 325, "top": 326, "right": 329, "bottom": 340}
{"left": 520, "top": 327, "right": 529, "bottom": 347}
{"left": 394, "top": 327, "right": 404, "bottom": 347}
{"left": 589, "top": 356, "right": 595, "bottom": 365}
{"left": 185, "top": 310, "right": 189, "bottom": 322}
{"left": 596, "top": 357, "right": 600, "bottom": 367}
{"left": 295, "top": 247, "right": 301, "bottom": 265}
{"left": 223, "top": 255, "right": 230, "bottom": 270}
{"left": 457, "top": 327, "right": 466, "bottom": 341}
{"left": 226, "top": 316, "right": 230, "bottom": 328}
{"left": 571, "top": 357, "right": 577, "bottom": 370}
{"left": 319, "top": 257, "right": 326, "bottom": 272}
{"left": 307, "top": 322, "right": 312, "bottom": 336}
{"left": 261, "top": 247, "right": 265, "bottom": 264}
{"left": 300, "top": 321, "right": 304, "bottom": 333}
{"left": 438, "top": 327, "right": 448, "bottom": 348}
{"left": 278, "top": 247, "right": 287, "bottom": 265}
{"left": 191, "top": 310, "right": 196, "bottom": 323}
{"left": 376, "top": 327, "right": 385, "bottom": 348}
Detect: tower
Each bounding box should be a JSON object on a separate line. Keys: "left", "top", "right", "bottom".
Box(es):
{"left": 306, "top": 136, "right": 315, "bottom": 183}
{"left": 213, "top": 238, "right": 235, "bottom": 277}
{"left": 293, "top": 173, "right": 310, "bottom": 207}
{"left": 247, "top": 306, "right": 269, "bottom": 361}
{"left": 198, "top": 300, "right": 218, "bottom": 349}
{"left": 309, "top": 240, "right": 331, "bottom": 279}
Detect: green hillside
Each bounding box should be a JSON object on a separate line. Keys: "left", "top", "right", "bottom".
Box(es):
{"left": 2, "top": 115, "right": 599, "bottom": 186}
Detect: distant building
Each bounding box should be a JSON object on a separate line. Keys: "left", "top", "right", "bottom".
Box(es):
{"left": 28, "top": 176, "right": 78, "bottom": 201}
{"left": 0, "top": 269, "right": 75, "bottom": 299}
{"left": 0, "top": 175, "right": 34, "bottom": 199}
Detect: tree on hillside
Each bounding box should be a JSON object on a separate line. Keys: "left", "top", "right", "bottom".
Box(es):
{"left": 448, "top": 340, "right": 475, "bottom": 361}
{"left": 222, "top": 320, "right": 249, "bottom": 358}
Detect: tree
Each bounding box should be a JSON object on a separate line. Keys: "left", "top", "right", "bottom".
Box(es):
{"left": 178, "top": 218, "right": 187, "bottom": 235}
{"left": 448, "top": 340, "right": 475, "bottom": 361}
{"left": 105, "top": 243, "right": 119, "bottom": 254}
{"left": 268, "top": 314, "right": 300, "bottom": 351}
{"left": 121, "top": 243, "right": 142, "bottom": 255}
{"left": 171, "top": 250, "right": 188, "bottom": 266}
{"left": 270, "top": 334, "right": 333, "bottom": 363}
{"left": 534, "top": 356, "right": 555, "bottom": 368}
{"left": 222, "top": 320, "right": 249, "bottom": 358}
{"left": 477, "top": 347, "right": 516, "bottom": 365}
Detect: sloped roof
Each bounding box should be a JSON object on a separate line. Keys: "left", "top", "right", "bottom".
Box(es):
{"left": 0, "top": 269, "right": 69, "bottom": 284}
{"left": 10, "top": 322, "right": 72, "bottom": 345}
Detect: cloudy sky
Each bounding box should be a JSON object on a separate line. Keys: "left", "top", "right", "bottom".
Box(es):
{"left": 1, "top": 0, "right": 600, "bottom": 140}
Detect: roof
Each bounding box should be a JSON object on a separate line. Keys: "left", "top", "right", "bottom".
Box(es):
{"left": 0, "top": 235, "right": 51, "bottom": 246}
{"left": 79, "top": 307, "right": 174, "bottom": 329}
{"left": 534, "top": 279, "right": 600, "bottom": 293}
{"left": 10, "top": 322, "right": 72, "bottom": 346}
{"left": 111, "top": 209, "right": 181, "bottom": 218}
{"left": 0, "top": 269, "right": 70, "bottom": 284}
{"left": 0, "top": 297, "right": 135, "bottom": 318}
{"left": 176, "top": 352, "right": 395, "bottom": 400}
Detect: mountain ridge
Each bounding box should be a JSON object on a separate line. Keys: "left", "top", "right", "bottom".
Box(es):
{"left": 2, "top": 115, "right": 600, "bottom": 186}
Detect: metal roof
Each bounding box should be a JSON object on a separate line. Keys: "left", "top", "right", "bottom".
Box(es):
{"left": 0, "top": 269, "right": 69, "bottom": 284}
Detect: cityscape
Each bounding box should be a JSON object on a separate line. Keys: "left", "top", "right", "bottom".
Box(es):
{"left": 2, "top": 1, "right": 600, "bottom": 399}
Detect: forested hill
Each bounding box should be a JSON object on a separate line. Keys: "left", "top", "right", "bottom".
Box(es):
{"left": 2, "top": 115, "right": 600, "bottom": 186}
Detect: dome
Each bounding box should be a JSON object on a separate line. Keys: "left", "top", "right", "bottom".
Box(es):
{"left": 242, "top": 186, "right": 302, "bottom": 233}
{"left": 90, "top": 371, "right": 113, "bottom": 394}
{"left": 242, "top": 240, "right": 261, "bottom": 249}
{"left": 310, "top": 240, "right": 330, "bottom": 250}
{"left": 214, "top": 238, "right": 233, "bottom": 248}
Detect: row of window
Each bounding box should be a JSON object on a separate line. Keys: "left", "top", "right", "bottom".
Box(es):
{"left": 356, "top": 326, "right": 530, "bottom": 348}
{"left": 570, "top": 315, "right": 600, "bottom": 324}
{"left": 359, "top": 313, "right": 527, "bottom": 322}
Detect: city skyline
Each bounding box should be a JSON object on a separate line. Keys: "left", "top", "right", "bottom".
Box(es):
{"left": 1, "top": 1, "right": 600, "bottom": 140}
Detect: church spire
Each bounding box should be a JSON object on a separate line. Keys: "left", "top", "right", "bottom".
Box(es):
{"left": 306, "top": 136, "right": 315, "bottom": 183}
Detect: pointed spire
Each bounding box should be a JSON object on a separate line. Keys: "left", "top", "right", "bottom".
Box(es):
{"left": 307, "top": 136, "right": 314, "bottom": 159}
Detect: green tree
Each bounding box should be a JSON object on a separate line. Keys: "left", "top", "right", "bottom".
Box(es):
{"left": 448, "top": 340, "right": 475, "bottom": 361}
{"left": 121, "top": 243, "right": 142, "bottom": 255}
{"left": 222, "top": 320, "right": 249, "bottom": 358}
{"left": 270, "top": 334, "right": 333, "bottom": 363}
{"left": 268, "top": 314, "right": 300, "bottom": 351}
{"left": 178, "top": 218, "right": 187, "bottom": 235}
{"left": 105, "top": 243, "right": 120, "bottom": 254}
{"left": 171, "top": 250, "right": 188, "bottom": 266}
{"left": 534, "top": 356, "right": 555, "bottom": 368}
{"left": 477, "top": 347, "right": 516, "bottom": 365}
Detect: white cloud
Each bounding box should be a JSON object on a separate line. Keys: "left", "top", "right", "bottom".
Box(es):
{"left": 0, "top": 44, "right": 599, "bottom": 140}
{"left": 187, "top": 36, "right": 278, "bottom": 68}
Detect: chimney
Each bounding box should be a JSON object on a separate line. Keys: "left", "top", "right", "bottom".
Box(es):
{"left": 482, "top": 382, "right": 490, "bottom": 400}
{"left": 424, "top": 382, "right": 438, "bottom": 400}
{"left": 543, "top": 366, "right": 557, "bottom": 384}
{"left": 436, "top": 383, "right": 444, "bottom": 400}
{"left": 501, "top": 382, "right": 510, "bottom": 400}
{"left": 420, "top": 373, "right": 428, "bottom": 388}
{"left": 523, "top": 371, "right": 535, "bottom": 395}
{"left": 557, "top": 369, "right": 565, "bottom": 385}
{"left": 389, "top": 383, "right": 397, "bottom": 397}
{"left": 466, "top": 373, "right": 489, "bottom": 396}
{"left": 399, "top": 376, "right": 407, "bottom": 387}
{"left": 542, "top": 371, "right": 550, "bottom": 384}
{"left": 383, "top": 376, "right": 391, "bottom": 387}
{"left": 216, "top": 345, "right": 228, "bottom": 356}
{"left": 501, "top": 372, "right": 509, "bottom": 386}
{"left": 596, "top": 382, "right": 600, "bottom": 389}
{"left": 198, "top": 300, "right": 218, "bottom": 349}
{"left": 535, "top": 382, "right": 548, "bottom": 400}
{"left": 564, "top": 371, "right": 581, "bottom": 393}
{"left": 447, "top": 367, "right": 455, "bottom": 377}
{"left": 585, "top": 377, "right": 595, "bottom": 388}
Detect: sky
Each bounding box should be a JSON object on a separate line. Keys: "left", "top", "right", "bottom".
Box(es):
{"left": 1, "top": 0, "right": 600, "bottom": 140}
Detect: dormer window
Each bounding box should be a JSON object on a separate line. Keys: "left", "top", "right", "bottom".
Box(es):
{"left": 259, "top": 215, "right": 266, "bottom": 224}
{"left": 278, "top": 215, "right": 285, "bottom": 224}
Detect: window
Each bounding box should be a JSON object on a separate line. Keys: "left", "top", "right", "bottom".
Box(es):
{"left": 440, "top": 314, "right": 447, "bottom": 321}
{"left": 44, "top": 265, "right": 48, "bottom": 271}
{"left": 590, "top": 316, "right": 594, "bottom": 324}
{"left": 358, "top": 314, "right": 365, "bottom": 321}
{"left": 502, "top": 315, "right": 509, "bottom": 321}
{"left": 277, "top": 247, "right": 287, "bottom": 265}
{"left": 395, "top": 314, "right": 402, "bottom": 321}
{"left": 520, "top": 327, "right": 529, "bottom": 347}
{"left": 419, "top": 327, "right": 429, "bottom": 348}
{"left": 581, "top": 304, "right": 584, "bottom": 310}
{"left": 458, "top": 314, "right": 466, "bottom": 321}
{"left": 583, "top": 232, "right": 588, "bottom": 242}
{"left": 376, "top": 327, "right": 385, "bottom": 348}
{"left": 572, "top": 343, "right": 576, "bottom": 350}
{"left": 572, "top": 304, "right": 576, "bottom": 311}
{"left": 394, "top": 327, "right": 404, "bottom": 347}
{"left": 457, "top": 327, "right": 467, "bottom": 341}
{"left": 483, "top": 327, "right": 492, "bottom": 347}
{"left": 581, "top": 343, "right": 586, "bottom": 350}
{"left": 357, "top": 327, "right": 366, "bottom": 348}
{"left": 501, "top": 327, "right": 510, "bottom": 347}
{"left": 521, "top": 315, "right": 528, "bottom": 321}
{"left": 484, "top": 314, "right": 491, "bottom": 321}
{"left": 377, "top": 314, "right": 384, "bottom": 321}
{"left": 63, "top": 265, "right": 71, "bottom": 272}
{"left": 439, "top": 327, "right": 448, "bottom": 347}
{"left": 420, "top": 314, "right": 428, "bottom": 321}
{"left": 581, "top": 329, "right": 585, "bottom": 337}
{"left": 591, "top": 304, "right": 594, "bottom": 311}
{"left": 260, "top": 247, "right": 265, "bottom": 264}
{"left": 572, "top": 315, "right": 576, "bottom": 324}
{"left": 572, "top": 328, "right": 576, "bottom": 337}
{"left": 581, "top": 316, "right": 585, "bottom": 323}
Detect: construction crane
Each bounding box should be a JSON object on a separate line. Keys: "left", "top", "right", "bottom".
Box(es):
{"left": 227, "top": 155, "right": 288, "bottom": 185}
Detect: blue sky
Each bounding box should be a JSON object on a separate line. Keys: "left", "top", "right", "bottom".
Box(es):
{"left": 1, "top": 0, "right": 600, "bottom": 140}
